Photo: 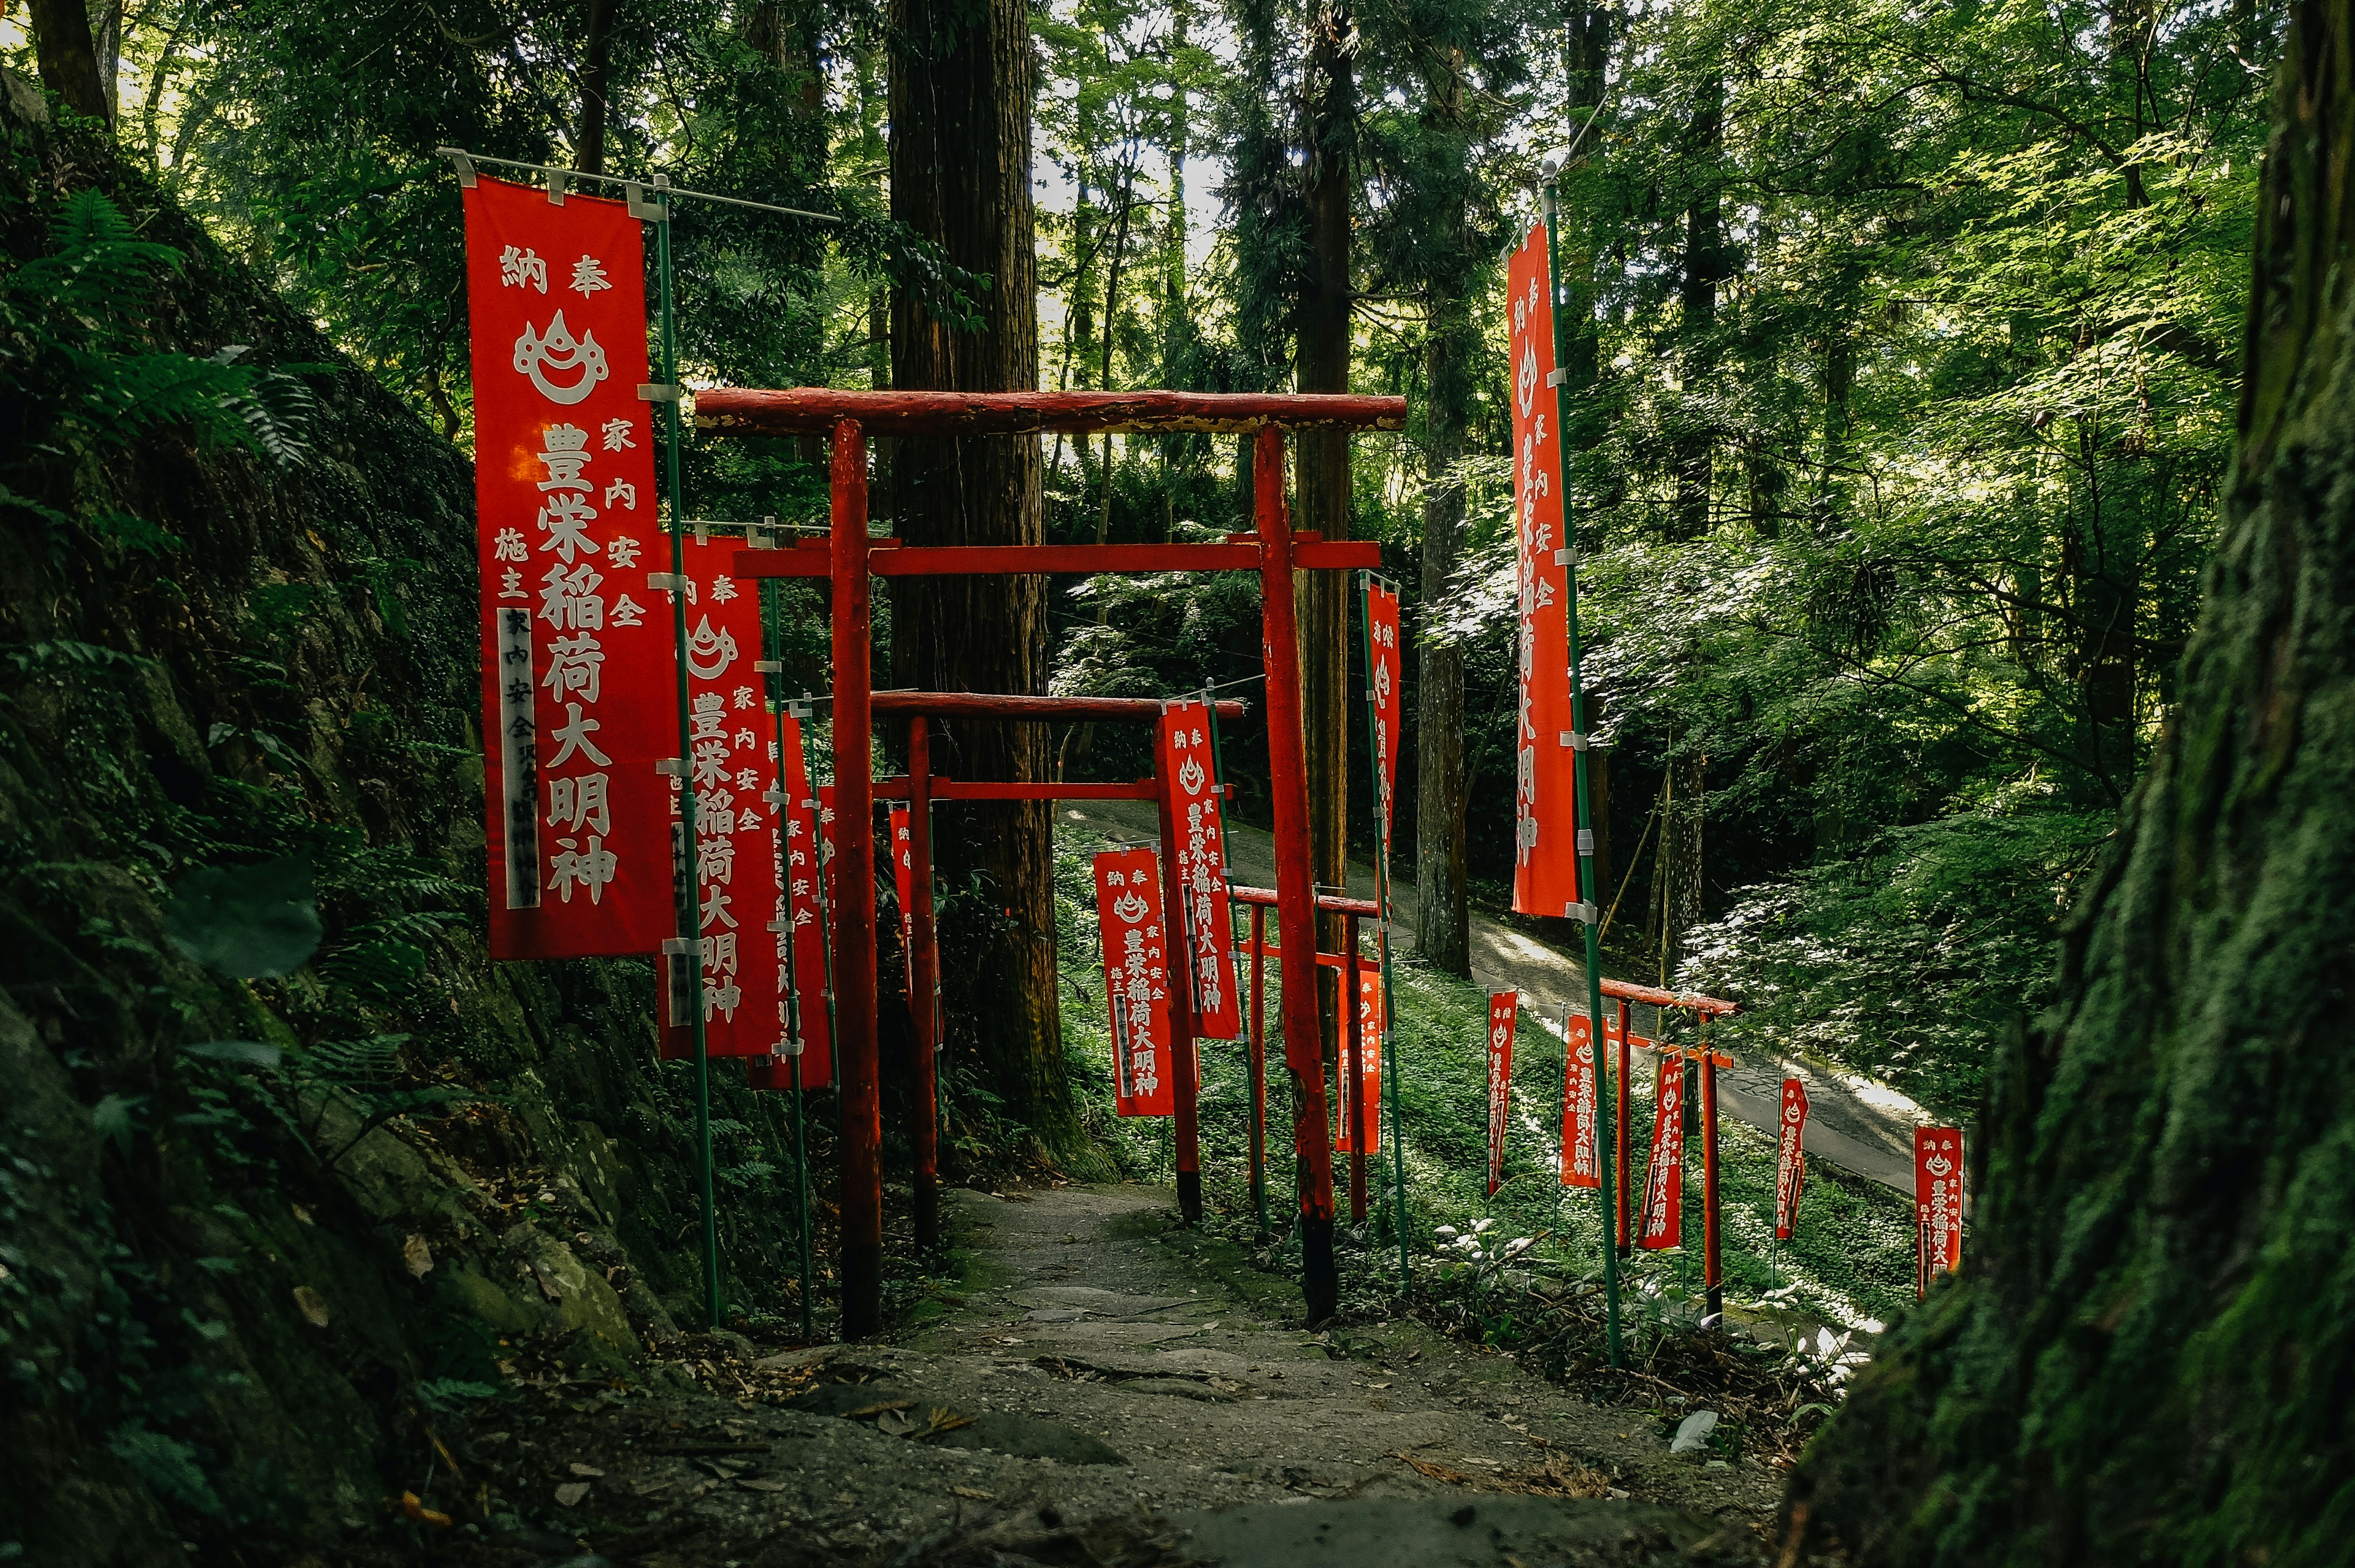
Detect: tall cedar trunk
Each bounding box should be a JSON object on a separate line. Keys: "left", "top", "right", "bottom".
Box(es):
{"left": 1413, "top": 49, "right": 1472, "bottom": 976}
{"left": 1669, "top": 67, "right": 1721, "bottom": 543}
{"left": 578, "top": 0, "right": 619, "bottom": 174}
{"left": 27, "top": 0, "right": 110, "bottom": 123}
{"left": 887, "top": 0, "right": 1071, "bottom": 1153}
{"left": 1300, "top": 0, "right": 1355, "bottom": 1047}
{"left": 1785, "top": 3, "right": 2355, "bottom": 1558}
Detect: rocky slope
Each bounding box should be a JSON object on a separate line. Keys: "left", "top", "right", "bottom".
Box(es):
{"left": 0, "top": 74, "right": 827, "bottom": 1562}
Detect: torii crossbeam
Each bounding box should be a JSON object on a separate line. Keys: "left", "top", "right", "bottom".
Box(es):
{"left": 703, "top": 387, "right": 1404, "bottom": 1336}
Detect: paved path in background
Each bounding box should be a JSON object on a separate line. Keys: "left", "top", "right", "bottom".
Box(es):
{"left": 1059, "top": 800, "right": 1919, "bottom": 1195}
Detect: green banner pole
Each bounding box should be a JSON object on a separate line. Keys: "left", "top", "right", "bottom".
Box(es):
{"left": 1542, "top": 169, "right": 1620, "bottom": 1370}
{"left": 649, "top": 178, "right": 723, "bottom": 1333}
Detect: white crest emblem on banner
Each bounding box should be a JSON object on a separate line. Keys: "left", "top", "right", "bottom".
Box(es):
{"left": 513, "top": 310, "right": 610, "bottom": 405}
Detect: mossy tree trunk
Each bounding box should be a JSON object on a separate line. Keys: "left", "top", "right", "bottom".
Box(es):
{"left": 1785, "top": 4, "right": 2355, "bottom": 1560}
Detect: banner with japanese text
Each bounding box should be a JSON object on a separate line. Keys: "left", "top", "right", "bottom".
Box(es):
{"left": 1915, "top": 1125, "right": 1964, "bottom": 1296}
{"left": 1506, "top": 223, "right": 1582, "bottom": 920}
{"left": 889, "top": 803, "right": 915, "bottom": 987}
{"left": 1776, "top": 1079, "right": 1811, "bottom": 1239}
{"left": 1486, "top": 992, "right": 1517, "bottom": 1195}
{"left": 1094, "top": 848, "right": 1173, "bottom": 1117}
{"left": 656, "top": 538, "right": 782, "bottom": 1060}
{"left": 1639, "top": 1052, "right": 1686, "bottom": 1250}
{"left": 1336, "top": 963, "right": 1384, "bottom": 1153}
{"left": 465, "top": 174, "right": 671, "bottom": 958}
{"left": 1560, "top": 1013, "right": 1601, "bottom": 1190}
{"left": 1364, "top": 578, "right": 1402, "bottom": 863}
{"left": 749, "top": 711, "right": 832, "bottom": 1090}
{"left": 1157, "top": 700, "right": 1239, "bottom": 1040}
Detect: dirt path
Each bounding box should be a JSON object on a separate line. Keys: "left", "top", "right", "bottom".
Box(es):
{"left": 1059, "top": 799, "right": 1922, "bottom": 1193}
{"left": 475, "top": 1185, "right": 1775, "bottom": 1565}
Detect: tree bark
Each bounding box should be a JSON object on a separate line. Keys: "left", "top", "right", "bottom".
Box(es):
{"left": 27, "top": 0, "right": 110, "bottom": 124}
{"left": 887, "top": 0, "right": 1071, "bottom": 1155}
{"left": 1785, "top": 3, "right": 2355, "bottom": 1558}
{"left": 1412, "top": 47, "right": 1472, "bottom": 977}
{"left": 578, "top": 0, "right": 619, "bottom": 174}
{"left": 1299, "top": 0, "right": 1355, "bottom": 1048}
{"left": 1669, "top": 66, "right": 1722, "bottom": 543}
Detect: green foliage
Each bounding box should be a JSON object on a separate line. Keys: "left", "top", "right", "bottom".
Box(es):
{"left": 163, "top": 855, "right": 323, "bottom": 981}
{"left": 105, "top": 1425, "right": 222, "bottom": 1516}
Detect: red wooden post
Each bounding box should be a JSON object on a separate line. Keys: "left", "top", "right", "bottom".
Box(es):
{"left": 1344, "top": 911, "right": 1366, "bottom": 1223}
{"left": 830, "top": 419, "right": 883, "bottom": 1339}
{"left": 1700, "top": 1045, "right": 1723, "bottom": 1321}
{"left": 908, "top": 716, "right": 941, "bottom": 1253}
{"left": 1615, "top": 997, "right": 1633, "bottom": 1257}
{"left": 1154, "top": 752, "right": 1205, "bottom": 1224}
{"left": 1255, "top": 424, "right": 1340, "bottom": 1321}
{"left": 1249, "top": 901, "right": 1268, "bottom": 1233}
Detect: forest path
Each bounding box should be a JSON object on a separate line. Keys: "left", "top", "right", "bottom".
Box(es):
{"left": 1057, "top": 801, "right": 1919, "bottom": 1193}
{"left": 500, "top": 1187, "right": 1772, "bottom": 1564}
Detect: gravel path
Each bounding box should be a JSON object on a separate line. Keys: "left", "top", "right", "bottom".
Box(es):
{"left": 482, "top": 1185, "right": 1775, "bottom": 1564}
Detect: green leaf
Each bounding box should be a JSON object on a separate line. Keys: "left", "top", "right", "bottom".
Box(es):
{"left": 164, "top": 856, "right": 322, "bottom": 979}
{"left": 413, "top": 1377, "right": 500, "bottom": 1413}
{"left": 91, "top": 1094, "right": 147, "bottom": 1155}
{"left": 181, "top": 1040, "right": 283, "bottom": 1068}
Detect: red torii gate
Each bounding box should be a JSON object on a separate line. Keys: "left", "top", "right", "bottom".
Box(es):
{"left": 705, "top": 388, "right": 1402, "bottom": 1335}
{"left": 867, "top": 691, "right": 1248, "bottom": 1255}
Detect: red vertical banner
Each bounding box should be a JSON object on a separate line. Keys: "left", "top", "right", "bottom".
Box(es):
{"left": 1775, "top": 1079, "right": 1811, "bottom": 1239}
{"left": 1094, "top": 849, "right": 1174, "bottom": 1117}
{"left": 1560, "top": 1014, "right": 1601, "bottom": 1190}
{"left": 1915, "top": 1126, "right": 1964, "bottom": 1295}
{"left": 1485, "top": 992, "right": 1517, "bottom": 1196}
{"left": 1336, "top": 963, "right": 1384, "bottom": 1152}
{"left": 1639, "top": 1053, "right": 1687, "bottom": 1250}
{"left": 1157, "top": 701, "right": 1240, "bottom": 1040}
{"left": 1364, "top": 578, "right": 1403, "bottom": 860}
{"left": 1506, "top": 223, "right": 1582, "bottom": 920}
{"left": 655, "top": 538, "right": 783, "bottom": 1060}
{"left": 464, "top": 175, "right": 672, "bottom": 958}
{"left": 748, "top": 709, "right": 832, "bottom": 1090}
{"left": 889, "top": 803, "right": 914, "bottom": 984}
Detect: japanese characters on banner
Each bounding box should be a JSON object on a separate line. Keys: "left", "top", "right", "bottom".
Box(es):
{"left": 1775, "top": 1079, "right": 1811, "bottom": 1240}
{"left": 1506, "top": 223, "right": 1582, "bottom": 921}
{"left": 1915, "top": 1126, "right": 1964, "bottom": 1296}
{"left": 748, "top": 711, "right": 832, "bottom": 1090}
{"left": 463, "top": 175, "right": 671, "bottom": 958}
{"left": 889, "top": 803, "right": 915, "bottom": 987}
{"left": 1486, "top": 992, "right": 1517, "bottom": 1196}
{"left": 1093, "top": 849, "right": 1174, "bottom": 1117}
{"left": 1335, "top": 965, "right": 1384, "bottom": 1153}
{"left": 1364, "top": 579, "right": 1403, "bottom": 860}
{"left": 1639, "top": 1053, "right": 1687, "bottom": 1250}
{"left": 1560, "top": 1014, "right": 1603, "bottom": 1190}
{"left": 1156, "top": 701, "right": 1239, "bottom": 1040}
{"left": 656, "top": 539, "right": 783, "bottom": 1060}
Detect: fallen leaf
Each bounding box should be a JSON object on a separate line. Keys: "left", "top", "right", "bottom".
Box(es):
{"left": 1390, "top": 1450, "right": 1476, "bottom": 1486}
{"left": 951, "top": 1486, "right": 994, "bottom": 1500}
{"left": 399, "top": 1491, "right": 451, "bottom": 1528}
{"left": 292, "top": 1287, "right": 329, "bottom": 1328}
{"left": 291, "top": 1204, "right": 313, "bottom": 1225}
{"left": 847, "top": 1399, "right": 916, "bottom": 1419}
{"left": 630, "top": 1480, "right": 673, "bottom": 1496}
{"left": 876, "top": 1408, "right": 919, "bottom": 1436}
{"left": 554, "top": 1482, "right": 591, "bottom": 1506}
{"left": 567, "top": 1463, "right": 603, "bottom": 1478}
{"left": 736, "top": 1478, "right": 788, "bottom": 1493}
{"left": 922, "top": 1407, "right": 975, "bottom": 1437}
{"left": 402, "top": 1234, "right": 434, "bottom": 1278}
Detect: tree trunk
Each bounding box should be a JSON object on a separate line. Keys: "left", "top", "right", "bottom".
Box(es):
{"left": 1300, "top": 0, "right": 1355, "bottom": 1049}
{"left": 1669, "top": 66, "right": 1721, "bottom": 543}
{"left": 1785, "top": 4, "right": 2355, "bottom": 1559}
{"left": 27, "top": 0, "right": 110, "bottom": 123}
{"left": 1413, "top": 47, "right": 1472, "bottom": 977}
{"left": 887, "top": 0, "right": 1071, "bottom": 1157}
{"left": 578, "top": 0, "right": 619, "bottom": 174}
